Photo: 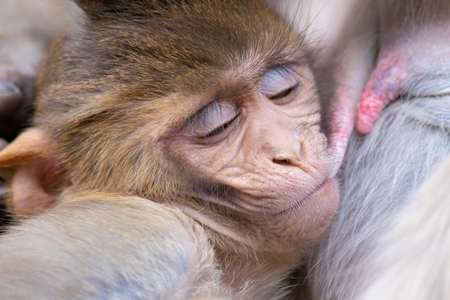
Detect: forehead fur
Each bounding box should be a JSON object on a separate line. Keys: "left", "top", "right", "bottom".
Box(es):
{"left": 89, "top": 0, "right": 303, "bottom": 91}
{"left": 32, "top": 0, "right": 307, "bottom": 194}
{"left": 35, "top": 0, "right": 305, "bottom": 122}
{"left": 35, "top": 0, "right": 303, "bottom": 150}
{"left": 27, "top": 0, "right": 311, "bottom": 202}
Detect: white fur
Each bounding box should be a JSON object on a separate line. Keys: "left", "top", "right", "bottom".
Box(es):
{"left": 310, "top": 93, "right": 450, "bottom": 299}
{"left": 359, "top": 151, "right": 450, "bottom": 300}
{"left": 0, "top": 194, "right": 229, "bottom": 300}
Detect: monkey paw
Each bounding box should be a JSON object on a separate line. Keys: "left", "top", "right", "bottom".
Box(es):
{"left": 0, "top": 70, "right": 35, "bottom": 142}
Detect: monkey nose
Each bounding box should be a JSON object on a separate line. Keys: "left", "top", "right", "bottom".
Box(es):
{"left": 257, "top": 124, "right": 303, "bottom": 167}
{"left": 272, "top": 157, "right": 291, "bottom": 165}
{"left": 272, "top": 155, "right": 303, "bottom": 167}
{"left": 270, "top": 145, "right": 302, "bottom": 167}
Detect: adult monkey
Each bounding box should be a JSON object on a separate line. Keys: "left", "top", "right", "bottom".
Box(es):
{"left": 0, "top": 0, "right": 341, "bottom": 298}
{"left": 307, "top": 0, "right": 450, "bottom": 299}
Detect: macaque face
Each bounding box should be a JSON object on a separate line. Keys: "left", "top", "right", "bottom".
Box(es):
{"left": 165, "top": 62, "right": 338, "bottom": 251}
{"left": 28, "top": 0, "right": 339, "bottom": 253}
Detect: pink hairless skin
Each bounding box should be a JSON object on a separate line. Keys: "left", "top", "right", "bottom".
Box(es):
{"left": 356, "top": 19, "right": 450, "bottom": 136}
{"left": 326, "top": 40, "right": 377, "bottom": 177}
{"left": 327, "top": 41, "right": 413, "bottom": 175}
{"left": 329, "top": 15, "right": 450, "bottom": 175}
{"left": 328, "top": 85, "right": 361, "bottom": 177}
{"left": 356, "top": 48, "right": 411, "bottom": 134}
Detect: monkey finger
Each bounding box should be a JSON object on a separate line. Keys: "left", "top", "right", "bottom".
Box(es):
{"left": 0, "top": 69, "right": 37, "bottom": 141}
{"left": 0, "top": 138, "right": 7, "bottom": 151}
{"left": 328, "top": 120, "right": 351, "bottom": 178}
{"left": 328, "top": 85, "right": 360, "bottom": 177}
{"left": 0, "top": 81, "right": 23, "bottom": 117}
{"left": 329, "top": 99, "right": 355, "bottom": 177}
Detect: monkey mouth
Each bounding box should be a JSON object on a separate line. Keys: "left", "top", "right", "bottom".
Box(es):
{"left": 275, "top": 179, "right": 331, "bottom": 216}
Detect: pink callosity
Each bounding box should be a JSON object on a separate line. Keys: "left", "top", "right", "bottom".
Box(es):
{"left": 356, "top": 54, "right": 408, "bottom": 134}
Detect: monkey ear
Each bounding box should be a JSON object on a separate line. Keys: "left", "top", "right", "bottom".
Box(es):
{"left": 0, "top": 128, "right": 68, "bottom": 217}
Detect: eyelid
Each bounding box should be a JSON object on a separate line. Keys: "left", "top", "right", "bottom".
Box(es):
{"left": 204, "top": 112, "right": 240, "bottom": 138}
{"left": 189, "top": 101, "right": 238, "bottom": 139}
{"left": 261, "top": 65, "right": 298, "bottom": 98}
{"left": 269, "top": 83, "right": 299, "bottom": 100}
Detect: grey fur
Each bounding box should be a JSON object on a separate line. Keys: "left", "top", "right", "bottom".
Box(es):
{"left": 0, "top": 194, "right": 228, "bottom": 300}
{"left": 310, "top": 94, "right": 450, "bottom": 299}
{"left": 359, "top": 147, "right": 450, "bottom": 299}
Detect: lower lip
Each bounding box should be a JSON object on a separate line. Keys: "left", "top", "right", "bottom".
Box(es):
{"left": 276, "top": 179, "right": 331, "bottom": 215}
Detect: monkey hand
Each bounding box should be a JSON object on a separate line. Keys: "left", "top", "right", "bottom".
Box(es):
{"left": 328, "top": 85, "right": 358, "bottom": 177}
{"left": 0, "top": 69, "right": 35, "bottom": 142}
{"left": 0, "top": 0, "right": 80, "bottom": 142}
{"left": 0, "top": 137, "right": 7, "bottom": 151}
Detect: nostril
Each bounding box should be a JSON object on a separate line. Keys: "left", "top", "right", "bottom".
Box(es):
{"left": 273, "top": 158, "right": 290, "bottom": 165}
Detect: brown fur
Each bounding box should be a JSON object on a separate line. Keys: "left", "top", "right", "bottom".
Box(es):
{"left": 0, "top": 0, "right": 339, "bottom": 298}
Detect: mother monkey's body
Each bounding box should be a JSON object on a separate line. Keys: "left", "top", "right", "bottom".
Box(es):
{"left": 0, "top": 0, "right": 339, "bottom": 299}
{"left": 310, "top": 0, "right": 450, "bottom": 298}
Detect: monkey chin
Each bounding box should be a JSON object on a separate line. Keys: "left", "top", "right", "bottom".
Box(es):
{"left": 244, "top": 178, "right": 340, "bottom": 254}
{"left": 279, "top": 178, "right": 340, "bottom": 247}
{"left": 178, "top": 178, "right": 339, "bottom": 254}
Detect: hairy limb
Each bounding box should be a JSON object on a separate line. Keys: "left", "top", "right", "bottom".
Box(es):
{"left": 0, "top": 192, "right": 227, "bottom": 300}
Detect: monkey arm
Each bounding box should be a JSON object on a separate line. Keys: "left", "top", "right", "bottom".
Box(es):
{"left": 320, "top": 0, "right": 377, "bottom": 176}
{"left": 0, "top": 193, "right": 227, "bottom": 300}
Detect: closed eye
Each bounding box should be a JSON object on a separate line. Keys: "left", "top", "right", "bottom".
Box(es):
{"left": 188, "top": 101, "right": 239, "bottom": 141}
{"left": 267, "top": 84, "right": 297, "bottom": 100}
{"left": 261, "top": 65, "right": 299, "bottom": 105}
{"left": 205, "top": 114, "right": 239, "bottom": 137}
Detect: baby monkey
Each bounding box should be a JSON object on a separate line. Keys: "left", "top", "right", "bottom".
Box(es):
{"left": 0, "top": 0, "right": 339, "bottom": 299}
